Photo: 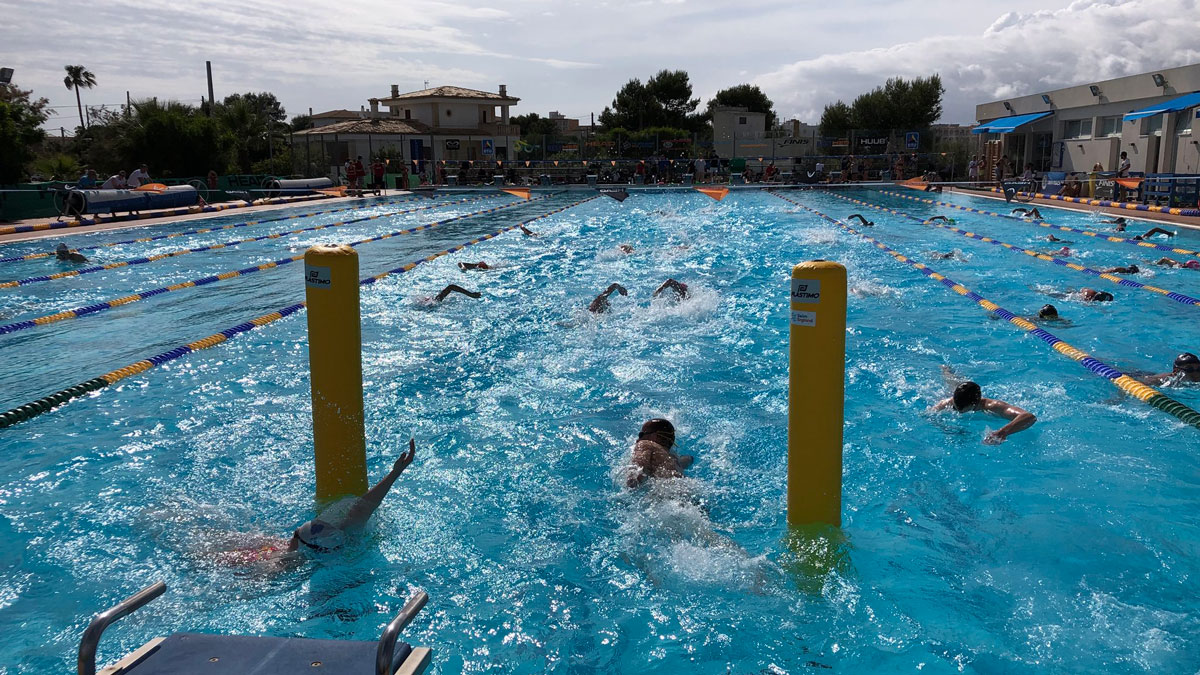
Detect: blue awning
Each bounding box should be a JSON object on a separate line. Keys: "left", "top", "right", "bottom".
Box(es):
{"left": 972, "top": 111, "right": 1053, "bottom": 134}
{"left": 1123, "top": 92, "right": 1200, "bottom": 121}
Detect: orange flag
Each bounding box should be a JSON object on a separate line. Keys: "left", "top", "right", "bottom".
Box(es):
{"left": 134, "top": 182, "right": 169, "bottom": 193}
{"left": 696, "top": 186, "right": 729, "bottom": 202}
{"left": 553, "top": 161, "right": 559, "bottom": 166}
{"left": 502, "top": 188, "right": 532, "bottom": 200}
{"left": 1115, "top": 177, "right": 1143, "bottom": 189}
{"left": 525, "top": 161, "right": 530, "bottom": 167}
{"left": 497, "top": 160, "right": 503, "bottom": 166}
{"left": 610, "top": 160, "right": 616, "bottom": 166}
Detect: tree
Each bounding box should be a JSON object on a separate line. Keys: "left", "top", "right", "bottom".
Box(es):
{"left": 0, "top": 84, "right": 51, "bottom": 183}
{"left": 217, "top": 93, "right": 287, "bottom": 172}
{"left": 707, "top": 84, "right": 776, "bottom": 128}
{"left": 646, "top": 70, "right": 700, "bottom": 130}
{"left": 510, "top": 112, "right": 559, "bottom": 138}
{"left": 820, "top": 75, "right": 944, "bottom": 135}
{"left": 63, "top": 65, "right": 97, "bottom": 131}
{"left": 599, "top": 78, "right": 657, "bottom": 131}
{"left": 818, "top": 101, "right": 854, "bottom": 136}
{"left": 289, "top": 114, "right": 313, "bottom": 131}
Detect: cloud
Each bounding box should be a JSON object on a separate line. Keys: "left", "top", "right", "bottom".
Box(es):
{"left": 755, "top": 0, "right": 1200, "bottom": 123}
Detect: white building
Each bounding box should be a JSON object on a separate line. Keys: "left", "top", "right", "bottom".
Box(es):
{"left": 974, "top": 64, "right": 1200, "bottom": 175}
{"left": 293, "top": 85, "right": 521, "bottom": 177}
{"left": 711, "top": 107, "right": 819, "bottom": 160}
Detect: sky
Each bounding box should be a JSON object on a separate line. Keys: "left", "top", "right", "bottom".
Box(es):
{"left": 3, "top": 0, "right": 1198, "bottom": 132}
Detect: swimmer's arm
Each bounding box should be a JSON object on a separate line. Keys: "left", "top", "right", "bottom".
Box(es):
{"left": 653, "top": 279, "right": 687, "bottom": 298}
{"left": 1136, "top": 372, "right": 1173, "bottom": 386}
{"left": 606, "top": 283, "right": 628, "bottom": 297}
{"left": 932, "top": 397, "right": 954, "bottom": 412}
{"left": 339, "top": 439, "right": 417, "bottom": 530}
{"left": 981, "top": 399, "right": 1036, "bottom": 443}
{"left": 434, "top": 284, "right": 481, "bottom": 302}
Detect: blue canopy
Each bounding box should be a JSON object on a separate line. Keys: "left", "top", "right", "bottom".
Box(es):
{"left": 972, "top": 111, "right": 1053, "bottom": 134}
{"left": 1123, "top": 92, "right": 1200, "bottom": 121}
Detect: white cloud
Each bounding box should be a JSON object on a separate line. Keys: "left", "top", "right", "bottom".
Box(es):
{"left": 755, "top": 0, "right": 1200, "bottom": 124}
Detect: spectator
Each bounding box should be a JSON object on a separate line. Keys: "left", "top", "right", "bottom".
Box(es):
{"left": 76, "top": 169, "right": 98, "bottom": 189}
{"left": 968, "top": 155, "right": 980, "bottom": 184}
{"left": 371, "top": 158, "right": 386, "bottom": 193}
{"left": 127, "top": 163, "right": 151, "bottom": 187}
{"left": 101, "top": 170, "right": 128, "bottom": 190}
{"left": 694, "top": 156, "right": 707, "bottom": 183}
{"left": 1116, "top": 151, "right": 1132, "bottom": 201}
{"left": 352, "top": 156, "right": 366, "bottom": 193}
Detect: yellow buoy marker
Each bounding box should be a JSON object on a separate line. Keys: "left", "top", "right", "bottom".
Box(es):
{"left": 788, "top": 260, "right": 847, "bottom": 527}
{"left": 304, "top": 244, "right": 369, "bottom": 505}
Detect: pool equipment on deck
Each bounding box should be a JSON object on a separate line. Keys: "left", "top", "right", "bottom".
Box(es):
{"left": 305, "top": 244, "right": 369, "bottom": 505}
{"left": 78, "top": 581, "right": 431, "bottom": 675}
{"left": 264, "top": 177, "right": 335, "bottom": 198}
{"left": 788, "top": 260, "right": 847, "bottom": 527}
{"left": 65, "top": 185, "right": 200, "bottom": 216}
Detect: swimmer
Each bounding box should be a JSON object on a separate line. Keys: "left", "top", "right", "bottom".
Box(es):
{"left": 626, "top": 418, "right": 694, "bottom": 488}
{"left": 518, "top": 224, "right": 538, "bottom": 237}
{"left": 1100, "top": 264, "right": 1139, "bottom": 274}
{"left": 928, "top": 250, "right": 968, "bottom": 261}
{"left": 1079, "top": 288, "right": 1114, "bottom": 302}
{"left": 1155, "top": 257, "right": 1200, "bottom": 270}
{"left": 55, "top": 243, "right": 88, "bottom": 263}
{"left": 457, "top": 261, "right": 490, "bottom": 271}
{"left": 1037, "top": 304, "right": 1059, "bottom": 320}
{"left": 652, "top": 278, "right": 689, "bottom": 301}
{"left": 1044, "top": 234, "right": 1070, "bottom": 243}
{"left": 1132, "top": 227, "right": 1175, "bottom": 241}
{"left": 933, "top": 378, "right": 1037, "bottom": 445}
{"left": 928, "top": 215, "right": 955, "bottom": 225}
{"left": 432, "top": 284, "right": 481, "bottom": 302}
{"left": 617, "top": 243, "right": 635, "bottom": 254}
{"left": 1101, "top": 216, "right": 1128, "bottom": 231}
{"left": 1046, "top": 246, "right": 1071, "bottom": 257}
{"left": 846, "top": 214, "right": 874, "bottom": 227}
{"left": 589, "top": 283, "right": 628, "bottom": 313}
{"left": 218, "top": 441, "right": 417, "bottom": 565}
{"left": 1012, "top": 207, "right": 1044, "bottom": 220}
{"left": 1139, "top": 352, "right": 1200, "bottom": 386}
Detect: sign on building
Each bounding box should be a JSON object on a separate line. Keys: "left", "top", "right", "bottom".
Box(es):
{"left": 445, "top": 139, "right": 461, "bottom": 150}
{"left": 482, "top": 139, "right": 494, "bottom": 156}
{"left": 905, "top": 131, "right": 920, "bottom": 150}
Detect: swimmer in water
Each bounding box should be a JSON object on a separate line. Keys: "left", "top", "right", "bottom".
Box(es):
{"left": 1037, "top": 304, "right": 1061, "bottom": 321}
{"left": 55, "top": 243, "right": 88, "bottom": 263}
{"left": 1044, "top": 234, "right": 1070, "bottom": 243}
{"left": 218, "top": 441, "right": 417, "bottom": 566}
{"left": 846, "top": 214, "right": 874, "bottom": 227}
{"left": 1040, "top": 287, "right": 1114, "bottom": 302}
{"left": 626, "top": 418, "right": 694, "bottom": 488}
{"left": 1012, "top": 207, "right": 1044, "bottom": 220}
{"left": 618, "top": 243, "right": 635, "bottom": 254}
{"left": 589, "top": 283, "right": 628, "bottom": 313}
{"left": 1132, "top": 227, "right": 1175, "bottom": 241}
{"left": 928, "top": 250, "right": 968, "bottom": 261}
{"left": 431, "top": 284, "right": 481, "bottom": 302}
{"left": 1155, "top": 257, "right": 1200, "bottom": 269}
{"left": 933, "top": 374, "right": 1037, "bottom": 445}
{"left": 1101, "top": 216, "right": 1128, "bottom": 231}
{"left": 1138, "top": 352, "right": 1200, "bottom": 386}
{"left": 928, "top": 215, "right": 955, "bottom": 225}
{"left": 457, "top": 261, "right": 490, "bottom": 271}
{"left": 652, "top": 278, "right": 689, "bottom": 301}
{"left": 518, "top": 224, "right": 538, "bottom": 237}
{"left": 1100, "top": 264, "right": 1139, "bottom": 274}
{"left": 1045, "top": 246, "right": 1071, "bottom": 257}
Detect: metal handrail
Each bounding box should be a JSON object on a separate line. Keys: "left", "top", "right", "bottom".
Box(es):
{"left": 78, "top": 581, "right": 166, "bottom": 675}
{"left": 375, "top": 590, "right": 429, "bottom": 675}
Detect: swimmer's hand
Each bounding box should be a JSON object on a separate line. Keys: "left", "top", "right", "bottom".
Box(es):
{"left": 394, "top": 439, "right": 416, "bottom": 474}
{"left": 983, "top": 430, "right": 1006, "bottom": 445}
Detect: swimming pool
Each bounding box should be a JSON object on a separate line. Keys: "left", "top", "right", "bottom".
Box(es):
{"left": 1, "top": 188, "right": 1198, "bottom": 673}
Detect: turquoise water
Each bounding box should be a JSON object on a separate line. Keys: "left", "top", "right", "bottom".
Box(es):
{"left": 1, "top": 189, "right": 1198, "bottom": 673}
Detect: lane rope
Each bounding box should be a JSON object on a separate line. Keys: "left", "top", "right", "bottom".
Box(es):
{"left": 0, "top": 195, "right": 446, "bottom": 263}
{"left": 0, "top": 195, "right": 548, "bottom": 334}
{"left": 0, "top": 196, "right": 597, "bottom": 429}
{"left": 982, "top": 186, "right": 1200, "bottom": 218}
{"left": 769, "top": 190, "right": 1200, "bottom": 430}
{"left": 824, "top": 191, "right": 1199, "bottom": 308}
{"left": 0, "top": 194, "right": 334, "bottom": 236}
{"left": 0, "top": 195, "right": 506, "bottom": 289}
{"left": 875, "top": 189, "right": 1200, "bottom": 260}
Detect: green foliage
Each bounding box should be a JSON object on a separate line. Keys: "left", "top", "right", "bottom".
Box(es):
{"left": 217, "top": 92, "right": 288, "bottom": 173}
{"left": 63, "top": 65, "right": 97, "bottom": 131}
{"left": 510, "top": 112, "right": 560, "bottom": 138}
{"left": 819, "top": 75, "right": 944, "bottom": 135}
{"left": 76, "top": 99, "right": 228, "bottom": 177}
{"left": 599, "top": 70, "right": 703, "bottom": 132}
{"left": 707, "top": 84, "right": 776, "bottom": 128}
{"left": 32, "top": 153, "right": 80, "bottom": 180}
{"left": 0, "top": 84, "right": 51, "bottom": 183}
{"left": 289, "top": 115, "right": 313, "bottom": 131}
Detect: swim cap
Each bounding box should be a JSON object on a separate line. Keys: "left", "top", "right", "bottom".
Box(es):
{"left": 1185, "top": 260, "right": 1199, "bottom": 270}
{"left": 294, "top": 519, "right": 346, "bottom": 552}
{"left": 56, "top": 243, "right": 68, "bottom": 251}
{"left": 1038, "top": 304, "right": 1058, "bottom": 319}
{"left": 638, "top": 418, "right": 675, "bottom": 448}
{"left": 1093, "top": 291, "right": 1114, "bottom": 302}
{"left": 1174, "top": 353, "right": 1200, "bottom": 369}
{"left": 952, "top": 382, "right": 982, "bottom": 412}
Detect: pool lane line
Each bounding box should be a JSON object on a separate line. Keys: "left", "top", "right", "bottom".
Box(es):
{"left": 874, "top": 189, "right": 1200, "bottom": 260}
{"left": 0, "top": 194, "right": 548, "bottom": 335}
{"left": 0, "top": 195, "right": 506, "bottom": 289}
{"left": 0, "top": 195, "right": 449, "bottom": 264}
{"left": 0, "top": 194, "right": 336, "bottom": 237}
{"left": 983, "top": 186, "right": 1200, "bottom": 218}
{"left": 769, "top": 191, "right": 1200, "bottom": 430}
{"left": 823, "top": 191, "right": 1200, "bottom": 309}
{"left": 0, "top": 195, "right": 597, "bottom": 429}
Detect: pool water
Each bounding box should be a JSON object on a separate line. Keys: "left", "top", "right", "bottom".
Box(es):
{"left": 1, "top": 188, "right": 1198, "bottom": 673}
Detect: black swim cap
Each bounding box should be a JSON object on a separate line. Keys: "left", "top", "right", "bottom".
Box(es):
{"left": 638, "top": 418, "right": 675, "bottom": 447}
{"left": 1038, "top": 304, "right": 1058, "bottom": 319}
{"left": 1094, "top": 291, "right": 1114, "bottom": 302}
{"left": 952, "top": 382, "right": 982, "bottom": 412}
{"left": 1174, "top": 353, "right": 1199, "bottom": 369}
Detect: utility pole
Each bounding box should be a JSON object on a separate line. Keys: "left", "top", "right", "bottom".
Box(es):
{"left": 126, "top": 90, "right": 131, "bottom": 118}
{"left": 206, "top": 60, "right": 215, "bottom": 116}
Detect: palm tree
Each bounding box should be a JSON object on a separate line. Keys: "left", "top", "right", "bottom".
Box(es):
{"left": 63, "top": 65, "right": 97, "bottom": 130}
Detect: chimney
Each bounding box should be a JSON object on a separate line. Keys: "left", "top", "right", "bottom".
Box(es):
{"left": 370, "top": 98, "right": 379, "bottom": 115}
{"left": 499, "top": 84, "right": 507, "bottom": 98}
{"left": 390, "top": 84, "right": 399, "bottom": 97}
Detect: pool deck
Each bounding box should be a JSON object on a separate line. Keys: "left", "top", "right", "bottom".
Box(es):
{"left": 947, "top": 187, "right": 1200, "bottom": 231}
{"left": 0, "top": 193, "right": 393, "bottom": 245}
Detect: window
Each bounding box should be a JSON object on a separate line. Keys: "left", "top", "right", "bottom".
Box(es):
{"left": 404, "top": 109, "right": 411, "bottom": 120}
{"left": 1097, "top": 116, "right": 1122, "bottom": 138}
{"left": 481, "top": 109, "right": 488, "bottom": 123}
{"left": 738, "top": 116, "right": 747, "bottom": 125}
{"left": 1176, "top": 111, "right": 1194, "bottom": 136}
{"left": 1142, "top": 115, "right": 1163, "bottom": 136}
{"left": 1062, "top": 119, "right": 1093, "bottom": 139}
